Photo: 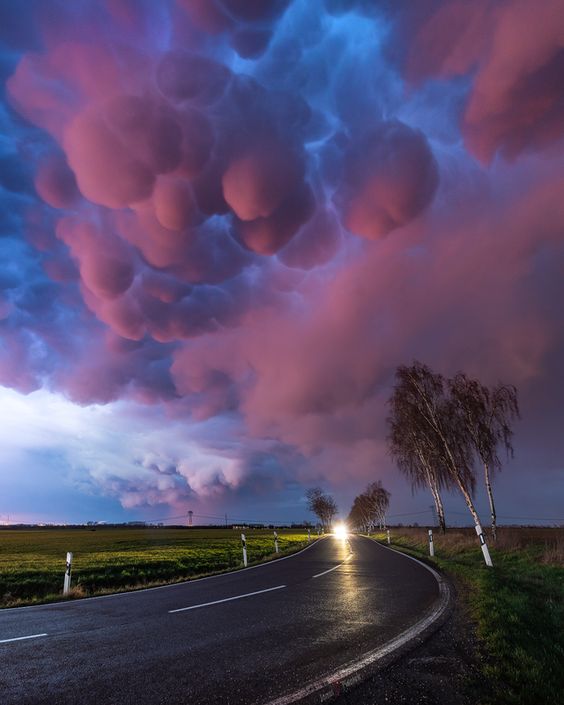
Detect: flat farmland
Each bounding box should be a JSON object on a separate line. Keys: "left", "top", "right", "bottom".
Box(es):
{"left": 0, "top": 526, "right": 312, "bottom": 607}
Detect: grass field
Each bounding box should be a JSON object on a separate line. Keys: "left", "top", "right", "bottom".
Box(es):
{"left": 0, "top": 526, "right": 313, "bottom": 607}
{"left": 372, "top": 526, "right": 564, "bottom": 705}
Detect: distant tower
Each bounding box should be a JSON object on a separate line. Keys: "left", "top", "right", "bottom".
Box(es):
{"left": 188, "top": 510, "right": 193, "bottom": 526}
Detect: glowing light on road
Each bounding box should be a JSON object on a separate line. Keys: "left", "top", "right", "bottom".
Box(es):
{"left": 333, "top": 523, "right": 348, "bottom": 540}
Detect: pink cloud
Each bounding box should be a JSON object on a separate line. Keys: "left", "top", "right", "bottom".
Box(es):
{"left": 152, "top": 176, "right": 199, "bottom": 232}
{"left": 64, "top": 96, "right": 182, "bottom": 208}
{"left": 56, "top": 217, "right": 136, "bottom": 301}
{"left": 234, "top": 182, "right": 315, "bottom": 255}
{"left": 397, "top": 0, "right": 564, "bottom": 162}
{"left": 222, "top": 140, "right": 304, "bottom": 221}
{"left": 34, "top": 151, "right": 80, "bottom": 209}
{"left": 4, "top": 0, "right": 564, "bottom": 516}
{"left": 170, "top": 151, "right": 564, "bottom": 471}
{"left": 335, "top": 121, "right": 439, "bottom": 240}
{"left": 463, "top": 0, "right": 564, "bottom": 162}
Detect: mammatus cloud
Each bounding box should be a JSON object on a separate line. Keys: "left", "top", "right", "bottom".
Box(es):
{"left": 397, "top": 0, "right": 564, "bottom": 162}
{"left": 1, "top": 0, "right": 564, "bottom": 518}
{"left": 336, "top": 120, "right": 438, "bottom": 239}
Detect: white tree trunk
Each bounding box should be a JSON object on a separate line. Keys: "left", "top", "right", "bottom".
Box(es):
{"left": 457, "top": 478, "right": 493, "bottom": 567}
{"left": 422, "top": 461, "right": 447, "bottom": 533}
{"left": 484, "top": 462, "right": 497, "bottom": 541}
{"left": 429, "top": 479, "right": 446, "bottom": 533}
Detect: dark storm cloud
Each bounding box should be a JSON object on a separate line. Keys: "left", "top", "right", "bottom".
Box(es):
{"left": 1, "top": 0, "right": 564, "bottom": 519}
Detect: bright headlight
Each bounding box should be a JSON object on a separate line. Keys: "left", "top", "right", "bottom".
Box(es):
{"left": 333, "top": 523, "right": 348, "bottom": 539}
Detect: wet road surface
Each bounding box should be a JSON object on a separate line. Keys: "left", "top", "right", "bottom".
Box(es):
{"left": 0, "top": 535, "right": 439, "bottom": 705}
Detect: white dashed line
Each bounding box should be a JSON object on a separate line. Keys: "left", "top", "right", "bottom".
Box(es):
{"left": 169, "top": 584, "right": 286, "bottom": 613}
{"left": 0, "top": 633, "right": 48, "bottom": 644}
{"left": 312, "top": 553, "right": 353, "bottom": 578}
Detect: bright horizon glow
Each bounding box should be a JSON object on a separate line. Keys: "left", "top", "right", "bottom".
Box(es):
{"left": 0, "top": 386, "right": 249, "bottom": 522}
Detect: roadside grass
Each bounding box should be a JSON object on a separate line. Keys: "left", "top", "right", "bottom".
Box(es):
{"left": 371, "top": 527, "right": 564, "bottom": 705}
{"left": 0, "top": 527, "right": 312, "bottom": 607}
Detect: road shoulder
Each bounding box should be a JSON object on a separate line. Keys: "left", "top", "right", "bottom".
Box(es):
{"left": 334, "top": 573, "right": 481, "bottom": 705}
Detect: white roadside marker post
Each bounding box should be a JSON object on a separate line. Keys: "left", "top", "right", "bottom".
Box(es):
{"left": 274, "top": 531, "right": 279, "bottom": 554}
{"left": 428, "top": 529, "right": 434, "bottom": 557}
{"left": 475, "top": 523, "right": 493, "bottom": 567}
{"left": 63, "top": 552, "right": 73, "bottom": 595}
{"left": 241, "top": 533, "right": 248, "bottom": 567}
{"left": 307, "top": 528, "right": 311, "bottom": 542}
{"left": 387, "top": 529, "right": 391, "bottom": 545}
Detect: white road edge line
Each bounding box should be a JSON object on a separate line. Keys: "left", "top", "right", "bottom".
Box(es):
{"left": 264, "top": 537, "right": 450, "bottom": 705}
{"left": 312, "top": 553, "right": 353, "bottom": 578}
{"left": 0, "top": 633, "right": 48, "bottom": 644}
{"left": 169, "top": 584, "right": 286, "bottom": 613}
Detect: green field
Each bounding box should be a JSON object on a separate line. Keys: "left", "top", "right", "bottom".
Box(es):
{"left": 0, "top": 526, "right": 313, "bottom": 607}
{"left": 371, "top": 527, "right": 564, "bottom": 705}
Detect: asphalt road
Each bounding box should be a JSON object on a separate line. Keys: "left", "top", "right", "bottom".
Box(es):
{"left": 0, "top": 535, "right": 440, "bottom": 705}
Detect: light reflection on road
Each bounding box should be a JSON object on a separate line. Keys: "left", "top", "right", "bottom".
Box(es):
{"left": 333, "top": 538, "right": 387, "bottom": 629}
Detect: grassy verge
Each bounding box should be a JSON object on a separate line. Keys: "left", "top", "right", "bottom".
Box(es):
{"left": 371, "top": 527, "right": 564, "bottom": 705}
{"left": 0, "top": 526, "right": 313, "bottom": 608}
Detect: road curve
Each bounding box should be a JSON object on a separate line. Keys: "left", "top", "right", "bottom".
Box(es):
{"left": 0, "top": 536, "right": 442, "bottom": 705}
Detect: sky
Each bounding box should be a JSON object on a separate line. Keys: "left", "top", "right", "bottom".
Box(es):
{"left": 1, "top": 0, "right": 563, "bottom": 527}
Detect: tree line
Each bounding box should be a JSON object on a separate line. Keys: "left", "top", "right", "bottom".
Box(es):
{"left": 347, "top": 481, "right": 390, "bottom": 533}
{"left": 305, "top": 483, "right": 391, "bottom": 534}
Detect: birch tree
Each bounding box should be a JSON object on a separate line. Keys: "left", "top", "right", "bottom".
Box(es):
{"left": 389, "top": 362, "right": 494, "bottom": 566}
{"left": 388, "top": 389, "right": 452, "bottom": 533}
{"left": 449, "top": 374, "right": 519, "bottom": 540}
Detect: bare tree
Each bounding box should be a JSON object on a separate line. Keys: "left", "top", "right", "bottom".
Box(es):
{"left": 388, "top": 387, "right": 452, "bottom": 533}
{"left": 388, "top": 362, "right": 494, "bottom": 566}
{"left": 450, "top": 374, "right": 519, "bottom": 540}
{"left": 306, "top": 487, "right": 338, "bottom": 529}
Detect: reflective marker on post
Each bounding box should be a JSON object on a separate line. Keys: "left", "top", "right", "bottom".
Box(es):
{"left": 63, "top": 552, "right": 73, "bottom": 595}
{"left": 428, "top": 529, "right": 434, "bottom": 557}
{"left": 274, "top": 531, "right": 279, "bottom": 554}
{"left": 387, "top": 529, "right": 390, "bottom": 545}
{"left": 241, "top": 533, "right": 248, "bottom": 567}
{"left": 475, "top": 523, "right": 493, "bottom": 567}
